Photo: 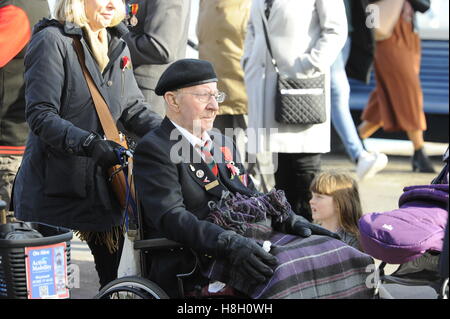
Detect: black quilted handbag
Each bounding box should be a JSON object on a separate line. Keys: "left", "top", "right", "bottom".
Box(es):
{"left": 261, "top": 15, "right": 326, "bottom": 125}
{"left": 275, "top": 74, "right": 326, "bottom": 124}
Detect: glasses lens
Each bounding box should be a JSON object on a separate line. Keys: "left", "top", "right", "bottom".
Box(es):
{"left": 216, "top": 92, "right": 226, "bottom": 103}
{"left": 188, "top": 92, "right": 226, "bottom": 103}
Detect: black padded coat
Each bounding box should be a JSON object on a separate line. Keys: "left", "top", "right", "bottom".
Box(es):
{"left": 13, "top": 19, "right": 162, "bottom": 232}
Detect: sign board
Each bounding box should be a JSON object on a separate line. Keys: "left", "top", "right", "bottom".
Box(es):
{"left": 25, "top": 243, "right": 69, "bottom": 299}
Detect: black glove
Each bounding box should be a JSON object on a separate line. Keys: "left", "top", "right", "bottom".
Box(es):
{"left": 287, "top": 214, "right": 341, "bottom": 240}
{"left": 83, "top": 133, "right": 122, "bottom": 168}
{"left": 216, "top": 231, "right": 278, "bottom": 284}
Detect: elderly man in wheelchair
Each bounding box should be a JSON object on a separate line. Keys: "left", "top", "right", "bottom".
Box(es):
{"left": 111, "top": 59, "right": 375, "bottom": 299}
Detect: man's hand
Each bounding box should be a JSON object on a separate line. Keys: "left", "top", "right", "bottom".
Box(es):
{"left": 286, "top": 214, "right": 341, "bottom": 239}
{"left": 83, "top": 133, "right": 123, "bottom": 168}
{"left": 217, "top": 231, "right": 278, "bottom": 284}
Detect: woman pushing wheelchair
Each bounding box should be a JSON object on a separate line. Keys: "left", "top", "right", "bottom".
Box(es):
{"left": 12, "top": 0, "right": 162, "bottom": 289}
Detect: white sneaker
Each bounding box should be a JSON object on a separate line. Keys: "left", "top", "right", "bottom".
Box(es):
{"left": 356, "top": 151, "right": 388, "bottom": 180}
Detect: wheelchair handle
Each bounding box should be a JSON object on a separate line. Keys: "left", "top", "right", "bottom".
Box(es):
{"left": 134, "top": 237, "right": 184, "bottom": 251}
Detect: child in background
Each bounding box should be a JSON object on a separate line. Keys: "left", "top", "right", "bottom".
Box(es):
{"left": 309, "top": 171, "right": 362, "bottom": 250}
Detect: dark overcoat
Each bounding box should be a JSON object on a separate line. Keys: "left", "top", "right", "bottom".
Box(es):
{"left": 13, "top": 19, "right": 161, "bottom": 232}
{"left": 134, "top": 117, "right": 257, "bottom": 297}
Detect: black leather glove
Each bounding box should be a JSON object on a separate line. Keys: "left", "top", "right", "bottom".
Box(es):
{"left": 286, "top": 214, "right": 341, "bottom": 239}
{"left": 83, "top": 133, "right": 122, "bottom": 168}
{"left": 216, "top": 231, "right": 278, "bottom": 284}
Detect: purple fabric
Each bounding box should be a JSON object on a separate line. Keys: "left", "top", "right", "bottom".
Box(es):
{"left": 359, "top": 185, "right": 449, "bottom": 264}
{"left": 399, "top": 184, "right": 448, "bottom": 207}
{"left": 205, "top": 233, "right": 375, "bottom": 299}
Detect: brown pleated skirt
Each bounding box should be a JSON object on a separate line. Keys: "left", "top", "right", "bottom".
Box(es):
{"left": 361, "top": 16, "right": 427, "bottom": 132}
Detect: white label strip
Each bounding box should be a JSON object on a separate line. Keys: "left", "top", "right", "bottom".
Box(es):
{"left": 280, "top": 88, "right": 324, "bottom": 95}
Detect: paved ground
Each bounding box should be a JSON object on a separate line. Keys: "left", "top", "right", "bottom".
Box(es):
{"left": 69, "top": 141, "right": 447, "bottom": 299}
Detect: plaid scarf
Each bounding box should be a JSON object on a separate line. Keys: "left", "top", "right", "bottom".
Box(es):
{"left": 204, "top": 188, "right": 376, "bottom": 299}
{"left": 206, "top": 189, "right": 292, "bottom": 238}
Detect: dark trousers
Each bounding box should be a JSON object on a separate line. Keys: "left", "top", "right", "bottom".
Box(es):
{"left": 87, "top": 234, "right": 124, "bottom": 289}
{"left": 274, "top": 153, "right": 321, "bottom": 221}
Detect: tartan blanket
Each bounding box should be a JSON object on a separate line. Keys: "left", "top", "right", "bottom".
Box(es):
{"left": 204, "top": 232, "right": 375, "bottom": 299}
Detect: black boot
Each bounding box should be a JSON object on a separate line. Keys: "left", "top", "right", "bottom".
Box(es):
{"left": 412, "top": 147, "right": 436, "bottom": 173}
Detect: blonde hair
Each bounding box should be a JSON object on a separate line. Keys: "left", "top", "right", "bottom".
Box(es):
{"left": 54, "top": 0, "right": 125, "bottom": 28}
{"left": 310, "top": 170, "right": 362, "bottom": 238}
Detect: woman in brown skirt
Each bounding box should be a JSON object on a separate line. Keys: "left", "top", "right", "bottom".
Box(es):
{"left": 358, "top": 0, "right": 435, "bottom": 173}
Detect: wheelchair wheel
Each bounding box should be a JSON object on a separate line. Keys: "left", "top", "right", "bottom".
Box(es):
{"left": 94, "top": 276, "right": 169, "bottom": 299}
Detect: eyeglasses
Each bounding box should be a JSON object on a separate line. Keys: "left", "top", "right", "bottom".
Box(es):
{"left": 179, "top": 91, "right": 227, "bottom": 103}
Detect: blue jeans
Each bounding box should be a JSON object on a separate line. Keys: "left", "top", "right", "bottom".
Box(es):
{"left": 330, "top": 37, "right": 364, "bottom": 162}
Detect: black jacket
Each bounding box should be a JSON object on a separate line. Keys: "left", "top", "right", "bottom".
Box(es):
{"left": 134, "top": 117, "right": 257, "bottom": 297}
{"left": 13, "top": 19, "right": 161, "bottom": 232}
{"left": 345, "top": 0, "right": 375, "bottom": 83}
{"left": 0, "top": 0, "right": 50, "bottom": 153}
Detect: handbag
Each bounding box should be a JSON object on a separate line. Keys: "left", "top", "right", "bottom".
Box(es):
{"left": 73, "top": 38, "right": 136, "bottom": 212}
{"left": 261, "top": 16, "right": 326, "bottom": 125}
{"left": 371, "top": 0, "right": 405, "bottom": 41}
{"left": 408, "top": 0, "right": 431, "bottom": 13}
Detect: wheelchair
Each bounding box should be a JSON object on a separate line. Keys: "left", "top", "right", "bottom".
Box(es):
{"left": 94, "top": 223, "right": 238, "bottom": 299}
{"left": 94, "top": 236, "right": 181, "bottom": 299}
{"left": 94, "top": 160, "right": 235, "bottom": 299}
{"left": 94, "top": 146, "right": 251, "bottom": 300}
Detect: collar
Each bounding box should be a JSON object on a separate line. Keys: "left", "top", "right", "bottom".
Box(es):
{"left": 170, "top": 120, "right": 212, "bottom": 149}
{"left": 64, "top": 20, "right": 129, "bottom": 37}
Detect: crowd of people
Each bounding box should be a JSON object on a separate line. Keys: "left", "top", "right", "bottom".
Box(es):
{"left": 0, "top": 0, "right": 442, "bottom": 299}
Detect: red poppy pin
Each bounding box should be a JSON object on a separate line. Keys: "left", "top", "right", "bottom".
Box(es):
{"left": 220, "top": 146, "right": 240, "bottom": 177}
{"left": 120, "top": 56, "right": 131, "bottom": 70}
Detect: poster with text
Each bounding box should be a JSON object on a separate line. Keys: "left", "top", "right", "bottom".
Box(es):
{"left": 25, "top": 242, "right": 69, "bottom": 299}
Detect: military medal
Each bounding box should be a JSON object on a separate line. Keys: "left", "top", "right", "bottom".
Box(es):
{"left": 239, "top": 174, "right": 248, "bottom": 187}
{"left": 125, "top": 3, "right": 131, "bottom": 20}
{"left": 130, "top": 3, "right": 139, "bottom": 26}
{"left": 196, "top": 170, "right": 205, "bottom": 179}
{"left": 220, "top": 146, "right": 240, "bottom": 178}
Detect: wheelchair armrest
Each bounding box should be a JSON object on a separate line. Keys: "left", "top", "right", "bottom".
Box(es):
{"left": 134, "top": 237, "right": 184, "bottom": 251}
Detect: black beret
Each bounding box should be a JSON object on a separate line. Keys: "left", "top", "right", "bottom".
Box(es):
{"left": 155, "top": 59, "right": 218, "bottom": 96}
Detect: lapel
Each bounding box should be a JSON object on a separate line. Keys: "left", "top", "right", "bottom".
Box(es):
{"left": 79, "top": 37, "right": 109, "bottom": 101}
{"left": 258, "top": 0, "right": 268, "bottom": 24}
{"left": 216, "top": 150, "right": 255, "bottom": 197}
{"left": 210, "top": 132, "right": 255, "bottom": 196}
{"left": 259, "top": 0, "right": 280, "bottom": 24}
{"left": 160, "top": 118, "right": 229, "bottom": 199}
{"left": 67, "top": 22, "right": 111, "bottom": 108}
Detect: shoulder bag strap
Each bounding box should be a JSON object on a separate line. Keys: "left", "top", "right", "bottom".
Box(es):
{"left": 73, "top": 36, "right": 136, "bottom": 216}
{"left": 72, "top": 37, "right": 125, "bottom": 146}
{"left": 261, "top": 12, "right": 279, "bottom": 74}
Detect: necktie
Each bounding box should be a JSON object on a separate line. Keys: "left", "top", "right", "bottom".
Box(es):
{"left": 200, "top": 140, "right": 218, "bottom": 176}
